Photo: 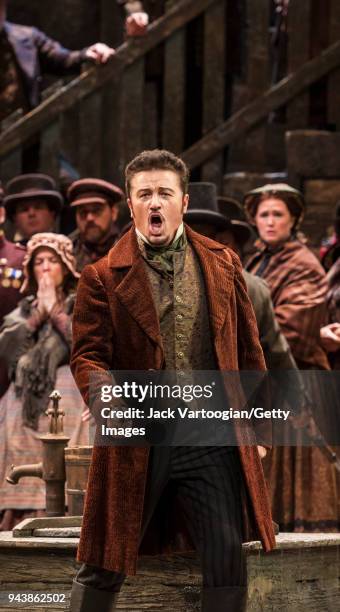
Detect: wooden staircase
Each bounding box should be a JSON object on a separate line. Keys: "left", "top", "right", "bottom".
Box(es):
{"left": 1, "top": 0, "right": 340, "bottom": 243}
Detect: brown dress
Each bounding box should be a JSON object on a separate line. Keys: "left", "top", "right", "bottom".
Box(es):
{"left": 247, "top": 238, "right": 339, "bottom": 531}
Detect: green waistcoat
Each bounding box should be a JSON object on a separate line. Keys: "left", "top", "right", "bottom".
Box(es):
{"left": 138, "top": 235, "right": 217, "bottom": 371}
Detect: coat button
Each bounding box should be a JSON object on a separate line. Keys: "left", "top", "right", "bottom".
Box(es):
{"left": 176, "top": 314, "right": 183, "bottom": 321}
{"left": 177, "top": 351, "right": 184, "bottom": 359}
{"left": 175, "top": 295, "right": 182, "bottom": 303}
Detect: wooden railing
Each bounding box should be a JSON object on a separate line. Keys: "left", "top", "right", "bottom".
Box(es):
{"left": 1, "top": 0, "right": 340, "bottom": 189}
{"left": 0, "top": 0, "right": 218, "bottom": 184}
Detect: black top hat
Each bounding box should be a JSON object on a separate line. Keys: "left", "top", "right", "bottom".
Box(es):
{"left": 184, "top": 183, "right": 232, "bottom": 231}
{"left": 218, "top": 196, "right": 247, "bottom": 221}
{"left": 4, "top": 174, "right": 63, "bottom": 220}
{"left": 217, "top": 196, "right": 255, "bottom": 246}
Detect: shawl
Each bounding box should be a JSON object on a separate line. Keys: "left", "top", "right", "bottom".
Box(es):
{"left": 0, "top": 294, "right": 74, "bottom": 428}
{"left": 327, "top": 257, "right": 340, "bottom": 324}
{"left": 246, "top": 239, "right": 329, "bottom": 369}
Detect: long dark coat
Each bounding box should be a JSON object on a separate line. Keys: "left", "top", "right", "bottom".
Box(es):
{"left": 71, "top": 226, "right": 276, "bottom": 574}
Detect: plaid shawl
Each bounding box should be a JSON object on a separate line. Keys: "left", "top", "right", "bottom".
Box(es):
{"left": 246, "top": 239, "right": 329, "bottom": 369}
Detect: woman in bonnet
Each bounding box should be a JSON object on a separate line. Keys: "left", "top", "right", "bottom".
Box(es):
{"left": 245, "top": 184, "right": 339, "bottom": 533}
{"left": 0, "top": 233, "right": 88, "bottom": 531}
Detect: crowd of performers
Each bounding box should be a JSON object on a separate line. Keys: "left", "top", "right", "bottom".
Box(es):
{"left": 0, "top": 168, "right": 338, "bottom": 535}
{"left": 0, "top": 0, "right": 339, "bottom": 541}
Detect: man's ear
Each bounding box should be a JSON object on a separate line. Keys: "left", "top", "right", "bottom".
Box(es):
{"left": 127, "top": 198, "right": 134, "bottom": 219}
{"left": 182, "top": 194, "right": 189, "bottom": 214}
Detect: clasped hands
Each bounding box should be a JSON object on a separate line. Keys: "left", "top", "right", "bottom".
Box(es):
{"left": 36, "top": 271, "right": 58, "bottom": 317}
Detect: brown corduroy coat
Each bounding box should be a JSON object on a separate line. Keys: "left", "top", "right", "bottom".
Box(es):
{"left": 71, "top": 226, "right": 276, "bottom": 574}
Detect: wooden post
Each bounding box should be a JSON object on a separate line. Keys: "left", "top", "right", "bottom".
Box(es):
{"left": 162, "top": 29, "right": 186, "bottom": 154}
{"left": 228, "top": 0, "right": 271, "bottom": 172}
{"left": 286, "top": 0, "right": 312, "bottom": 128}
{"left": 201, "top": 0, "right": 226, "bottom": 186}
{"left": 143, "top": 82, "right": 158, "bottom": 150}
{"left": 117, "top": 58, "right": 145, "bottom": 178}
{"left": 101, "top": 76, "right": 124, "bottom": 184}
{"left": 78, "top": 92, "right": 103, "bottom": 177}
{"left": 328, "top": 0, "right": 340, "bottom": 129}
{"left": 61, "top": 105, "right": 80, "bottom": 174}
{"left": 40, "top": 119, "right": 61, "bottom": 180}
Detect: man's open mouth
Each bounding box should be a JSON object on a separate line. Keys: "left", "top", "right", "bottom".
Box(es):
{"left": 149, "top": 213, "right": 164, "bottom": 234}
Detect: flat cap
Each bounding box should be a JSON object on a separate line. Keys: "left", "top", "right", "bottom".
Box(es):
{"left": 68, "top": 178, "right": 124, "bottom": 208}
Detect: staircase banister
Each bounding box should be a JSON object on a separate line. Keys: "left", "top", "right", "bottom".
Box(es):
{"left": 182, "top": 39, "right": 340, "bottom": 169}
{"left": 0, "top": 0, "right": 217, "bottom": 158}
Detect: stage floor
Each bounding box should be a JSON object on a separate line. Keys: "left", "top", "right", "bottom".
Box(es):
{"left": 0, "top": 527, "right": 339, "bottom": 611}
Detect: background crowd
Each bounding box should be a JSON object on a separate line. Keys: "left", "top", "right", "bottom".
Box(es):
{"left": 0, "top": 167, "right": 339, "bottom": 535}
{"left": 0, "top": 0, "right": 339, "bottom": 540}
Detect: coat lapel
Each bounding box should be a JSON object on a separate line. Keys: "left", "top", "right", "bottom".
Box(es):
{"left": 108, "top": 229, "right": 163, "bottom": 351}
{"left": 186, "top": 226, "right": 235, "bottom": 349}
{"left": 108, "top": 226, "right": 236, "bottom": 356}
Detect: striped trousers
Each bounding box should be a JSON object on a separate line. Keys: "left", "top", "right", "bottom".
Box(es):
{"left": 73, "top": 446, "right": 247, "bottom": 610}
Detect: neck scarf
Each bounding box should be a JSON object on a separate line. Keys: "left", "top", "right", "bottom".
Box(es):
{"left": 137, "top": 224, "right": 186, "bottom": 275}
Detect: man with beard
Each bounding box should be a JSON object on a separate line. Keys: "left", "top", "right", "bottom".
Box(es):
{"left": 67, "top": 179, "right": 124, "bottom": 272}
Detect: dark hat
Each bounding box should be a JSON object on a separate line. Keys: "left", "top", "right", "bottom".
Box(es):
{"left": 217, "top": 196, "right": 255, "bottom": 246}
{"left": 184, "top": 183, "right": 232, "bottom": 232}
{"left": 68, "top": 178, "right": 124, "bottom": 208}
{"left": 244, "top": 183, "right": 304, "bottom": 228}
{"left": 218, "top": 196, "right": 247, "bottom": 221}
{"left": 4, "top": 174, "right": 63, "bottom": 220}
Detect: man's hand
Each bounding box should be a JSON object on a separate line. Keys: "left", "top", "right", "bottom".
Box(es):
{"left": 257, "top": 445, "right": 267, "bottom": 459}
{"left": 320, "top": 323, "right": 340, "bottom": 353}
{"left": 125, "top": 12, "right": 149, "bottom": 37}
{"left": 37, "top": 272, "right": 57, "bottom": 315}
{"left": 86, "top": 43, "right": 115, "bottom": 64}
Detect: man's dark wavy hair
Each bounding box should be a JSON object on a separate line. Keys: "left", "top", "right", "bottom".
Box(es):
{"left": 125, "top": 149, "right": 190, "bottom": 196}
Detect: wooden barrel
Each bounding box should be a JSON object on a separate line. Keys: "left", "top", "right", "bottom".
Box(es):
{"left": 65, "top": 446, "right": 92, "bottom": 516}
